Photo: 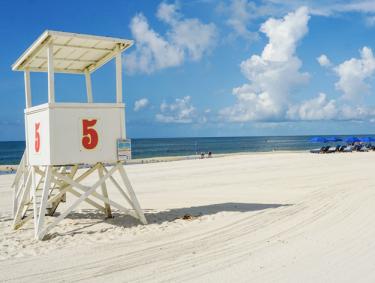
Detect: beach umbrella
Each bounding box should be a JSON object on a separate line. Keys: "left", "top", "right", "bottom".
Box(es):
{"left": 326, "top": 137, "right": 342, "bottom": 142}
{"left": 309, "top": 137, "right": 327, "bottom": 143}
{"left": 359, "top": 137, "right": 375, "bottom": 143}
{"left": 344, "top": 136, "right": 360, "bottom": 143}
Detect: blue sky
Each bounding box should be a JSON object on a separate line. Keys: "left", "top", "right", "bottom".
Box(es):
{"left": 2, "top": 0, "right": 375, "bottom": 140}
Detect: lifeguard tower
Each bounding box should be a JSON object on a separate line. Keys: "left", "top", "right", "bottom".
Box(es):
{"left": 11, "top": 30, "right": 147, "bottom": 240}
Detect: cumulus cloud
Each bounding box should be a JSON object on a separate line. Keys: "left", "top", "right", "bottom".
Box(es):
{"left": 339, "top": 104, "right": 375, "bottom": 120}
{"left": 124, "top": 2, "right": 217, "bottom": 74}
{"left": 220, "top": 0, "right": 259, "bottom": 40}
{"left": 260, "top": 0, "right": 375, "bottom": 16}
{"left": 334, "top": 46, "right": 375, "bottom": 100}
{"left": 365, "top": 15, "right": 375, "bottom": 27}
{"left": 317, "top": 54, "right": 331, "bottom": 67}
{"left": 287, "top": 93, "right": 337, "bottom": 120}
{"left": 156, "top": 96, "right": 197, "bottom": 123}
{"left": 220, "top": 7, "right": 310, "bottom": 122}
{"left": 286, "top": 93, "right": 375, "bottom": 121}
{"left": 134, "top": 98, "right": 149, "bottom": 112}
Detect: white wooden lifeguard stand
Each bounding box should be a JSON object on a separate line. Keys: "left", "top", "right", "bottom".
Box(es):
{"left": 11, "top": 30, "right": 147, "bottom": 240}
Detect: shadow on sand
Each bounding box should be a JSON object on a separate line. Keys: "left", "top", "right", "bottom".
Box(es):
{"left": 51, "top": 202, "right": 290, "bottom": 238}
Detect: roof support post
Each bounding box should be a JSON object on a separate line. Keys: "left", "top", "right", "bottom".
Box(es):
{"left": 85, "top": 70, "right": 93, "bottom": 103}
{"left": 47, "top": 42, "right": 55, "bottom": 103}
{"left": 115, "top": 47, "right": 122, "bottom": 103}
{"left": 24, "top": 70, "right": 32, "bottom": 108}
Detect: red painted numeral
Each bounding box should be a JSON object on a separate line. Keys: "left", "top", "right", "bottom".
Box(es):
{"left": 35, "top": 122, "right": 40, "bottom": 153}
{"left": 82, "top": 119, "right": 98, "bottom": 150}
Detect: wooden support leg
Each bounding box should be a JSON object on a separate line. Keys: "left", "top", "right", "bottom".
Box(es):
{"left": 98, "top": 164, "right": 112, "bottom": 218}
{"left": 12, "top": 153, "right": 25, "bottom": 218}
{"left": 103, "top": 166, "right": 134, "bottom": 208}
{"left": 18, "top": 163, "right": 147, "bottom": 240}
{"left": 117, "top": 164, "right": 147, "bottom": 224}
{"left": 38, "top": 164, "right": 118, "bottom": 239}
{"left": 32, "top": 166, "right": 38, "bottom": 233}
{"left": 12, "top": 169, "right": 32, "bottom": 229}
{"left": 36, "top": 166, "right": 52, "bottom": 240}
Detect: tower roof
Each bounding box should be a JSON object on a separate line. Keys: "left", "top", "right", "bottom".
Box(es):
{"left": 12, "top": 30, "right": 133, "bottom": 74}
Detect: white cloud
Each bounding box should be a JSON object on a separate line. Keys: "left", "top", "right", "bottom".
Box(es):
{"left": 260, "top": 7, "right": 309, "bottom": 61}
{"left": 365, "top": 15, "right": 375, "bottom": 26}
{"left": 221, "top": 7, "right": 310, "bottom": 122}
{"left": 261, "top": 0, "right": 375, "bottom": 16}
{"left": 124, "top": 3, "right": 217, "bottom": 74}
{"left": 287, "top": 93, "right": 338, "bottom": 120}
{"left": 317, "top": 54, "right": 331, "bottom": 67}
{"left": 287, "top": 93, "right": 375, "bottom": 121}
{"left": 223, "top": 0, "right": 259, "bottom": 40}
{"left": 335, "top": 1, "right": 375, "bottom": 14}
{"left": 134, "top": 98, "right": 149, "bottom": 112}
{"left": 156, "top": 96, "right": 197, "bottom": 123}
{"left": 339, "top": 104, "right": 375, "bottom": 120}
{"left": 334, "top": 46, "right": 375, "bottom": 100}
{"left": 156, "top": 2, "right": 181, "bottom": 24}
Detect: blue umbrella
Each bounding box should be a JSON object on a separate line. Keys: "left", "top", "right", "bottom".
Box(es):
{"left": 359, "top": 137, "right": 375, "bottom": 143}
{"left": 309, "top": 137, "right": 327, "bottom": 143}
{"left": 326, "top": 137, "right": 342, "bottom": 142}
{"left": 344, "top": 136, "right": 360, "bottom": 143}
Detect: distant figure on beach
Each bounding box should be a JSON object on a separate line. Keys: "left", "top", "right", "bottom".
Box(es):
{"left": 200, "top": 152, "right": 205, "bottom": 159}
{"left": 208, "top": 151, "right": 212, "bottom": 158}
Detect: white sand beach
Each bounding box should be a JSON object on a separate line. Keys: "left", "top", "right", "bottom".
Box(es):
{"left": 1, "top": 151, "right": 375, "bottom": 282}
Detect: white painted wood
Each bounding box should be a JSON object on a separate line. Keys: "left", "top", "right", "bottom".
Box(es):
{"left": 13, "top": 162, "right": 146, "bottom": 238}
{"left": 12, "top": 30, "right": 133, "bottom": 73}
{"left": 36, "top": 166, "right": 52, "bottom": 239}
{"left": 73, "top": 184, "right": 137, "bottom": 218}
{"left": 12, "top": 152, "right": 25, "bottom": 188}
{"left": 98, "top": 165, "right": 112, "bottom": 218}
{"left": 47, "top": 43, "right": 55, "bottom": 103}
{"left": 45, "top": 167, "right": 101, "bottom": 212}
{"left": 31, "top": 166, "right": 38, "bottom": 236}
{"left": 66, "top": 187, "right": 105, "bottom": 212}
{"left": 37, "top": 56, "right": 96, "bottom": 64}
{"left": 12, "top": 169, "right": 32, "bottom": 229}
{"left": 115, "top": 49, "right": 122, "bottom": 103}
{"left": 85, "top": 70, "right": 93, "bottom": 103}
{"left": 47, "top": 164, "right": 100, "bottom": 204}
{"left": 23, "top": 66, "right": 83, "bottom": 74}
{"left": 39, "top": 164, "right": 118, "bottom": 238}
{"left": 24, "top": 70, "right": 32, "bottom": 108}
{"left": 14, "top": 213, "right": 34, "bottom": 230}
{"left": 25, "top": 103, "right": 125, "bottom": 165}
{"left": 12, "top": 152, "right": 26, "bottom": 217}
{"left": 102, "top": 165, "right": 133, "bottom": 207}
{"left": 53, "top": 43, "right": 113, "bottom": 52}
{"left": 118, "top": 164, "right": 147, "bottom": 224}
{"left": 12, "top": 31, "right": 148, "bottom": 240}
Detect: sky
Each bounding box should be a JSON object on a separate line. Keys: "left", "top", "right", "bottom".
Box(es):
{"left": 2, "top": 0, "right": 375, "bottom": 140}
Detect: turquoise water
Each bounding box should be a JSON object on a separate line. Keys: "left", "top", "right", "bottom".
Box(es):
{"left": 0, "top": 135, "right": 372, "bottom": 165}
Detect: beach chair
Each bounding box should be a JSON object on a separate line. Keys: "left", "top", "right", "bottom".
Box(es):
{"left": 359, "top": 145, "right": 369, "bottom": 152}
{"left": 326, "top": 146, "right": 337, "bottom": 153}
{"left": 343, "top": 146, "right": 353, "bottom": 152}
{"left": 310, "top": 147, "right": 323, "bottom": 153}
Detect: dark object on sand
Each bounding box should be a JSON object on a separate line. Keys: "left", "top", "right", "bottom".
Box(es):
{"left": 182, "top": 214, "right": 194, "bottom": 220}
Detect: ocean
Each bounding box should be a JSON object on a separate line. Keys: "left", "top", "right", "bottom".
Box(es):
{"left": 1, "top": 135, "right": 370, "bottom": 165}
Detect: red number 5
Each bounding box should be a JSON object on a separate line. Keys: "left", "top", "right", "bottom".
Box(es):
{"left": 35, "top": 122, "right": 40, "bottom": 153}
{"left": 82, "top": 119, "right": 98, "bottom": 150}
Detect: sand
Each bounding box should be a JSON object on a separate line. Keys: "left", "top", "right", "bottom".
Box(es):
{"left": 1, "top": 151, "right": 375, "bottom": 282}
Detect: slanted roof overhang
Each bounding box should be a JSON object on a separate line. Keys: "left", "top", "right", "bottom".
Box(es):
{"left": 12, "top": 30, "right": 133, "bottom": 74}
